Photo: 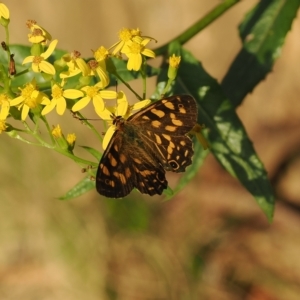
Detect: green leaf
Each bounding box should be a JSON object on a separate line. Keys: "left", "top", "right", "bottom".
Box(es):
{"left": 80, "top": 146, "right": 101, "bottom": 160}
{"left": 59, "top": 175, "right": 95, "bottom": 200}
{"left": 171, "top": 45, "right": 275, "bottom": 221}
{"left": 0, "top": 44, "right": 68, "bottom": 92}
{"left": 222, "top": 0, "right": 300, "bottom": 107}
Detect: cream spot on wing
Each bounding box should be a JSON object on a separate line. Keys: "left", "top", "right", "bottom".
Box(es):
{"left": 113, "top": 172, "right": 127, "bottom": 184}
{"left": 151, "top": 108, "right": 165, "bottom": 118}
{"left": 180, "top": 140, "right": 186, "bottom": 146}
{"left": 152, "top": 120, "right": 161, "bottom": 128}
{"left": 154, "top": 134, "right": 162, "bottom": 144}
{"left": 167, "top": 146, "right": 173, "bottom": 155}
{"left": 162, "top": 134, "right": 171, "bottom": 141}
{"left": 108, "top": 153, "right": 117, "bottom": 167}
{"left": 133, "top": 158, "right": 142, "bottom": 164}
{"left": 120, "top": 153, "right": 126, "bottom": 164}
{"left": 125, "top": 167, "right": 131, "bottom": 178}
{"left": 170, "top": 113, "right": 176, "bottom": 119}
{"left": 102, "top": 166, "right": 110, "bottom": 176}
{"left": 164, "top": 101, "right": 175, "bottom": 110}
{"left": 184, "top": 149, "right": 189, "bottom": 157}
{"left": 172, "top": 119, "right": 183, "bottom": 126}
{"left": 142, "top": 115, "right": 150, "bottom": 120}
{"left": 165, "top": 125, "right": 177, "bottom": 132}
{"left": 179, "top": 106, "right": 186, "bottom": 114}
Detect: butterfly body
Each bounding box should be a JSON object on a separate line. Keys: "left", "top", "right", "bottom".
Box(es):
{"left": 96, "top": 95, "right": 197, "bottom": 198}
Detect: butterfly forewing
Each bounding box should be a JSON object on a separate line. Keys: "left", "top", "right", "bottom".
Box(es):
{"left": 96, "top": 95, "right": 198, "bottom": 198}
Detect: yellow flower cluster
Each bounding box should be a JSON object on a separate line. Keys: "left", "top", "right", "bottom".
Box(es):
{"left": 0, "top": 3, "right": 181, "bottom": 150}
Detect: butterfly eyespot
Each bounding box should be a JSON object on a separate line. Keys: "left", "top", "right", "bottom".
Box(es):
{"left": 169, "top": 160, "right": 179, "bottom": 170}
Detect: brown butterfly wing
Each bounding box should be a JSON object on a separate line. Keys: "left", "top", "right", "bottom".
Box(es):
{"left": 96, "top": 129, "right": 167, "bottom": 198}
{"left": 96, "top": 95, "right": 197, "bottom": 198}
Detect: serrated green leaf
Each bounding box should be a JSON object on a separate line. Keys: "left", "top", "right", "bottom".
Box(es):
{"left": 222, "top": 0, "right": 300, "bottom": 107}
{"left": 171, "top": 45, "right": 274, "bottom": 221}
{"left": 59, "top": 175, "right": 95, "bottom": 200}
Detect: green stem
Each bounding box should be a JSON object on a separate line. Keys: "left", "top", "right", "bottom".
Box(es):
{"left": 141, "top": 57, "right": 147, "bottom": 99}
{"left": 154, "top": 0, "right": 241, "bottom": 56}
{"left": 74, "top": 111, "right": 103, "bottom": 142}
{"left": 114, "top": 73, "right": 143, "bottom": 100}
{"left": 54, "top": 147, "right": 98, "bottom": 167}
{"left": 13, "top": 122, "right": 97, "bottom": 167}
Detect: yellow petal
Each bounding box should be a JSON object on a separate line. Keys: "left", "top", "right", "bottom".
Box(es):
{"left": 0, "top": 3, "right": 9, "bottom": 19}
{"left": 76, "top": 58, "right": 89, "bottom": 76}
{"left": 92, "top": 95, "right": 105, "bottom": 112}
{"left": 56, "top": 97, "right": 66, "bottom": 115}
{"left": 63, "top": 89, "right": 84, "bottom": 99}
{"left": 60, "top": 68, "right": 81, "bottom": 79}
{"left": 0, "top": 103, "right": 9, "bottom": 119}
{"left": 102, "top": 125, "right": 116, "bottom": 150}
{"left": 22, "top": 56, "right": 34, "bottom": 64}
{"left": 21, "top": 105, "right": 30, "bottom": 120}
{"left": 42, "top": 100, "right": 56, "bottom": 115}
{"left": 142, "top": 48, "right": 155, "bottom": 58}
{"left": 10, "top": 96, "right": 24, "bottom": 106}
{"left": 127, "top": 54, "right": 142, "bottom": 71}
{"left": 42, "top": 39, "right": 58, "bottom": 59}
{"left": 39, "top": 61, "right": 56, "bottom": 75}
{"left": 132, "top": 99, "right": 151, "bottom": 110}
{"left": 99, "top": 90, "right": 117, "bottom": 99}
{"left": 96, "top": 107, "right": 112, "bottom": 120}
{"left": 72, "top": 97, "right": 90, "bottom": 111}
{"left": 116, "top": 99, "right": 128, "bottom": 116}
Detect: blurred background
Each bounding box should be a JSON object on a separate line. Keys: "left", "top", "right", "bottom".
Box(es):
{"left": 1, "top": 0, "right": 300, "bottom": 299}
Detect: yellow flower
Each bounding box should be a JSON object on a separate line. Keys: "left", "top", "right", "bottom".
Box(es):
{"left": 110, "top": 28, "right": 140, "bottom": 55}
{"left": 97, "top": 91, "right": 151, "bottom": 149}
{"left": 42, "top": 83, "right": 84, "bottom": 116}
{"left": 168, "top": 54, "right": 181, "bottom": 80}
{"left": 0, "top": 119, "right": 7, "bottom": 133}
{"left": 0, "top": 93, "right": 11, "bottom": 119}
{"left": 52, "top": 124, "right": 62, "bottom": 138}
{"left": 10, "top": 79, "right": 49, "bottom": 120}
{"left": 88, "top": 59, "right": 109, "bottom": 88}
{"left": 169, "top": 54, "right": 181, "bottom": 68}
{"left": 52, "top": 124, "right": 73, "bottom": 151}
{"left": 22, "top": 39, "right": 58, "bottom": 75}
{"left": 93, "top": 46, "right": 109, "bottom": 62}
{"left": 26, "top": 20, "right": 52, "bottom": 44}
{"left": 0, "top": 3, "right": 9, "bottom": 19}
{"left": 67, "top": 133, "right": 76, "bottom": 146}
{"left": 121, "top": 36, "right": 155, "bottom": 71}
{"left": 60, "top": 51, "right": 89, "bottom": 78}
{"left": 72, "top": 83, "right": 117, "bottom": 113}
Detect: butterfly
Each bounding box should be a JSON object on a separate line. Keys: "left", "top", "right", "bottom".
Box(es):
{"left": 96, "top": 95, "right": 198, "bottom": 198}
